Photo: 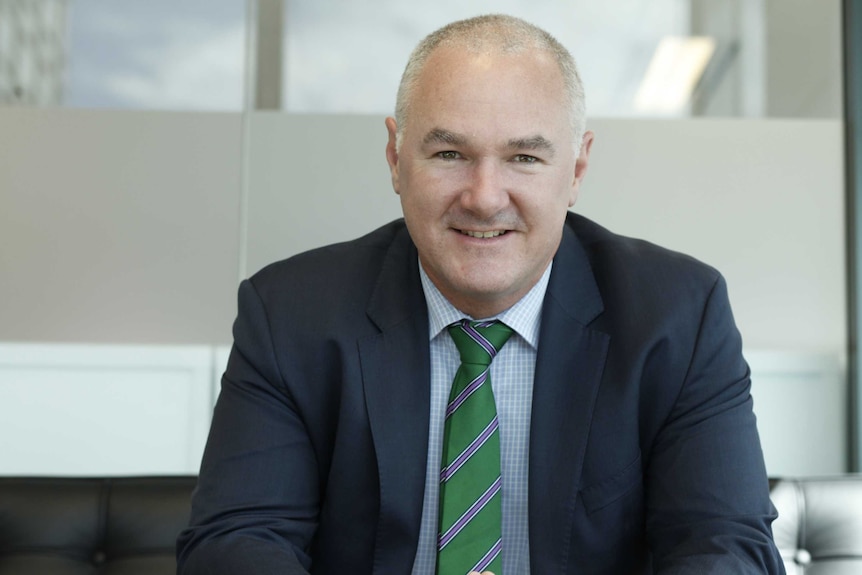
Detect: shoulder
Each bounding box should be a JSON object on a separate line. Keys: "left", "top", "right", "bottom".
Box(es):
{"left": 245, "top": 219, "right": 412, "bottom": 319}
{"left": 565, "top": 212, "right": 721, "bottom": 290}
{"left": 561, "top": 212, "right": 728, "bottom": 335}
{"left": 251, "top": 219, "right": 408, "bottom": 289}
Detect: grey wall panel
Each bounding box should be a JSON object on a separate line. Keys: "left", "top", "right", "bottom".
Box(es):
{"left": 0, "top": 109, "right": 241, "bottom": 344}
{"left": 246, "top": 114, "right": 845, "bottom": 354}
{"left": 579, "top": 118, "right": 845, "bottom": 353}
{"left": 1, "top": 110, "right": 843, "bottom": 355}
{"left": 244, "top": 113, "right": 402, "bottom": 275}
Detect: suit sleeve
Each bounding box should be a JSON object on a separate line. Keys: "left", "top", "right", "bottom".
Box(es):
{"left": 646, "top": 275, "right": 785, "bottom": 574}
{"left": 176, "top": 279, "right": 317, "bottom": 574}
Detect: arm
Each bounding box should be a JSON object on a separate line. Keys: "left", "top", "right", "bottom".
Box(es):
{"left": 646, "top": 275, "right": 785, "bottom": 574}
{"left": 177, "top": 279, "right": 318, "bottom": 574}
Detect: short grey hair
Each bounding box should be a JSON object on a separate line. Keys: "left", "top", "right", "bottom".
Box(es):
{"left": 394, "top": 14, "right": 586, "bottom": 151}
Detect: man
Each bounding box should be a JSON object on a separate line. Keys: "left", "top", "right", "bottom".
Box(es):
{"left": 177, "top": 14, "right": 784, "bottom": 575}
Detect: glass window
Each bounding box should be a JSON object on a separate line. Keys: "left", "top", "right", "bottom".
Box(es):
{"left": 0, "top": 0, "right": 247, "bottom": 110}
{"left": 1, "top": 0, "right": 841, "bottom": 117}
{"left": 280, "top": 0, "right": 841, "bottom": 119}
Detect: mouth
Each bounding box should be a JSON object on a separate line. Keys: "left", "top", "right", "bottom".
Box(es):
{"left": 457, "top": 229, "right": 508, "bottom": 239}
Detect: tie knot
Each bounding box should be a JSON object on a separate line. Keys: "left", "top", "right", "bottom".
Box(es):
{"left": 447, "top": 319, "right": 513, "bottom": 366}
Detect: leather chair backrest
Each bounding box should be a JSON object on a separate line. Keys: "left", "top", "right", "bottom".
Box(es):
{"left": 771, "top": 476, "right": 862, "bottom": 575}
{"left": 5, "top": 474, "right": 862, "bottom": 574}
{"left": 0, "top": 476, "right": 196, "bottom": 575}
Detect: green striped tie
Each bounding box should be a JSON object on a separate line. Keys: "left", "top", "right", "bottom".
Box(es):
{"left": 436, "top": 319, "right": 513, "bottom": 575}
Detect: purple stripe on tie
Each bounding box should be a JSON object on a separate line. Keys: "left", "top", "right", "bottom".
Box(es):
{"left": 473, "top": 538, "right": 502, "bottom": 572}
{"left": 445, "top": 371, "right": 487, "bottom": 418}
{"left": 438, "top": 476, "right": 502, "bottom": 550}
{"left": 461, "top": 322, "right": 497, "bottom": 358}
{"left": 440, "top": 417, "right": 498, "bottom": 482}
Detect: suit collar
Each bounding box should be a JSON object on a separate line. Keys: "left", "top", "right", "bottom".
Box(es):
{"left": 365, "top": 224, "right": 426, "bottom": 331}
{"left": 544, "top": 217, "right": 604, "bottom": 326}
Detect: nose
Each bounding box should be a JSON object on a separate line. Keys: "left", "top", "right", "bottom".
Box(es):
{"left": 459, "top": 159, "right": 510, "bottom": 217}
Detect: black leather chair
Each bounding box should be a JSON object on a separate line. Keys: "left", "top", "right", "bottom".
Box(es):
{"left": 3, "top": 474, "right": 862, "bottom": 574}
{"left": 770, "top": 476, "right": 862, "bottom": 575}
{"left": 0, "top": 476, "right": 195, "bottom": 575}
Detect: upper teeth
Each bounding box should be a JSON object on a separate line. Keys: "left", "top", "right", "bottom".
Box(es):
{"left": 462, "top": 230, "right": 505, "bottom": 238}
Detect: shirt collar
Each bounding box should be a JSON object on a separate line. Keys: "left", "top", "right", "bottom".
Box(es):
{"left": 419, "top": 260, "right": 551, "bottom": 349}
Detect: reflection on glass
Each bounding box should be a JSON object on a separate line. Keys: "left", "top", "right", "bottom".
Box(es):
{"left": 280, "top": 0, "right": 841, "bottom": 119}
{"left": 0, "top": 0, "right": 842, "bottom": 117}
{"left": 635, "top": 36, "right": 716, "bottom": 115}
{"left": 283, "top": 0, "right": 691, "bottom": 117}
{"left": 0, "top": 0, "right": 68, "bottom": 106}
{"left": 1, "top": 0, "right": 246, "bottom": 111}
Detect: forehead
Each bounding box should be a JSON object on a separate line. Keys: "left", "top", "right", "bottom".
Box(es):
{"left": 406, "top": 45, "right": 571, "bottom": 142}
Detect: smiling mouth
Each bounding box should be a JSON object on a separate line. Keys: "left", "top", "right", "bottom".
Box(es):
{"left": 458, "top": 229, "right": 508, "bottom": 238}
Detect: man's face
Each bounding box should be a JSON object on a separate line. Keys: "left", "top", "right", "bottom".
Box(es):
{"left": 385, "top": 45, "right": 593, "bottom": 318}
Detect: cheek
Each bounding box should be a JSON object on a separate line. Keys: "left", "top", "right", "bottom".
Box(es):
{"left": 398, "top": 185, "right": 443, "bottom": 239}
{"left": 400, "top": 189, "right": 435, "bottom": 220}
{"left": 400, "top": 171, "right": 458, "bottom": 216}
{"left": 519, "top": 181, "right": 571, "bottom": 215}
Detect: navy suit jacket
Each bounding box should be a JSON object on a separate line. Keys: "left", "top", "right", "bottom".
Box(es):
{"left": 177, "top": 213, "right": 784, "bottom": 574}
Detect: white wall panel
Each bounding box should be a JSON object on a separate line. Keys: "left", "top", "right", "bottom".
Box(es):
{"left": 0, "top": 343, "right": 841, "bottom": 477}
{"left": 0, "top": 344, "right": 214, "bottom": 475}
{"left": 213, "top": 345, "right": 232, "bottom": 405}
{"left": 748, "top": 351, "right": 846, "bottom": 476}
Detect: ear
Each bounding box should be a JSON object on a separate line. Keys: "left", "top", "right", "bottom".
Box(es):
{"left": 384, "top": 117, "right": 401, "bottom": 194}
{"left": 569, "top": 130, "right": 594, "bottom": 207}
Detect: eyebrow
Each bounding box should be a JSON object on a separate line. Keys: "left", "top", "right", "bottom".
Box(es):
{"left": 422, "top": 128, "right": 467, "bottom": 147}
{"left": 421, "top": 128, "right": 557, "bottom": 157}
{"left": 507, "top": 135, "right": 556, "bottom": 156}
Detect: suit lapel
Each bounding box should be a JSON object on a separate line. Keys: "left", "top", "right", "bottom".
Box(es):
{"left": 358, "top": 226, "right": 431, "bottom": 574}
{"left": 529, "top": 222, "right": 610, "bottom": 573}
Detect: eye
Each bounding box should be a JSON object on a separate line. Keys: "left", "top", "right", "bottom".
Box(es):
{"left": 513, "top": 154, "right": 539, "bottom": 164}
{"left": 436, "top": 150, "right": 461, "bottom": 160}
